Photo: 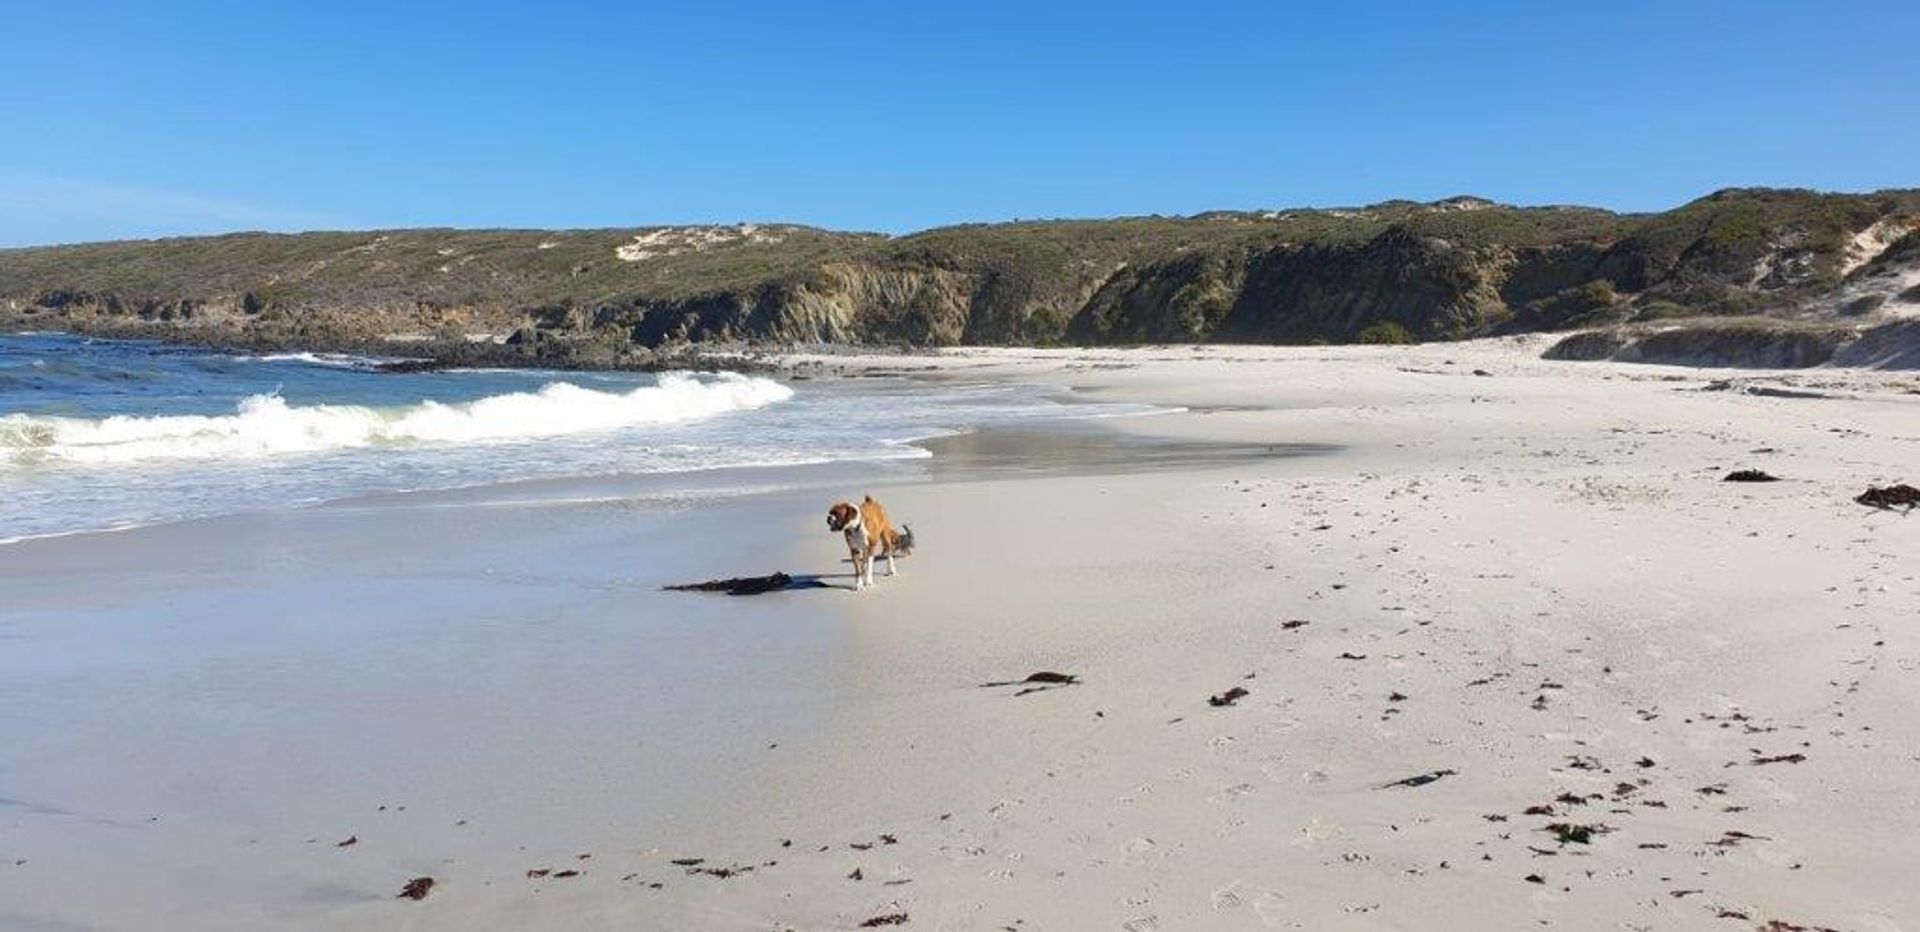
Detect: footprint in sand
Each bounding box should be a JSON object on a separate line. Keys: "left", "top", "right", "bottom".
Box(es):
{"left": 1747, "top": 776, "right": 1800, "bottom": 805}
{"left": 1291, "top": 818, "right": 1340, "bottom": 847}
{"left": 1250, "top": 890, "right": 1288, "bottom": 927}
{"left": 1121, "top": 916, "right": 1159, "bottom": 932}
{"left": 1122, "top": 838, "right": 1163, "bottom": 868}
{"left": 1213, "top": 882, "right": 1288, "bottom": 927}
{"left": 932, "top": 901, "right": 990, "bottom": 931}
{"left": 1207, "top": 783, "right": 1257, "bottom": 804}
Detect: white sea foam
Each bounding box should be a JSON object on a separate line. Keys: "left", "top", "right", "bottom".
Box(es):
{"left": 248, "top": 351, "right": 397, "bottom": 369}
{"left": 0, "top": 372, "right": 794, "bottom": 466}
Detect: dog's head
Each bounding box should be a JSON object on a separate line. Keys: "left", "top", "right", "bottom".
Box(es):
{"left": 826, "top": 501, "right": 858, "bottom": 532}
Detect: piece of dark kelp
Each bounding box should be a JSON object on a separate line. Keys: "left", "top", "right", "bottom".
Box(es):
{"left": 1723, "top": 470, "right": 1780, "bottom": 482}
{"left": 981, "top": 671, "right": 1078, "bottom": 687}
{"left": 1208, "top": 686, "right": 1250, "bottom": 707}
{"left": 1381, "top": 769, "right": 1456, "bottom": 789}
{"left": 859, "top": 914, "right": 910, "bottom": 927}
{"left": 1543, "top": 822, "right": 1612, "bottom": 845}
{"left": 397, "top": 877, "right": 435, "bottom": 900}
{"left": 664, "top": 572, "right": 819, "bottom": 595}
{"left": 1760, "top": 920, "right": 1842, "bottom": 932}
{"left": 981, "top": 671, "right": 1080, "bottom": 696}
{"left": 1856, "top": 483, "right": 1920, "bottom": 510}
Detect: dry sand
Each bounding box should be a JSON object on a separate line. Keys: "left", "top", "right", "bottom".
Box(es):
{"left": 4, "top": 338, "right": 1918, "bottom": 931}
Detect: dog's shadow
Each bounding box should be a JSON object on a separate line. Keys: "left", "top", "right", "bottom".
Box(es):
{"left": 783, "top": 573, "right": 839, "bottom": 592}
{"left": 663, "top": 571, "right": 844, "bottom": 596}
{"left": 730, "top": 571, "right": 880, "bottom": 594}
{"left": 665, "top": 556, "right": 911, "bottom": 596}
{"left": 806, "top": 566, "right": 893, "bottom": 592}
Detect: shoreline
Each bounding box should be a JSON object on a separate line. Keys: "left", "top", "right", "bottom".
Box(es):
{"left": 0, "top": 335, "right": 1182, "bottom": 545}
{"left": 4, "top": 341, "right": 1918, "bottom": 930}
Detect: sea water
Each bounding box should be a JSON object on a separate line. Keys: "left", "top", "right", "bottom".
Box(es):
{"left": 0, "top": 333, "right": 1158, "bottom": 542}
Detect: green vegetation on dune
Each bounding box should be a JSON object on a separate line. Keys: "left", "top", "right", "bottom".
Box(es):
{"left": 4, "top": 187, "right": 1918, "bottom": 367}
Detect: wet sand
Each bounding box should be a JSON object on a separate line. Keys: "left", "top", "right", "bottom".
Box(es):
{"left": 4, "top": 339, "right": 1920, "bottom": 931}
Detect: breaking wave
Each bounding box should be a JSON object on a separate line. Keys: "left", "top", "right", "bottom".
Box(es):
{"left": 0, "top": 372, "right": 793, "bottom": 466}
{"left": 245, "top": 351, "right": 403, "bottom": 369}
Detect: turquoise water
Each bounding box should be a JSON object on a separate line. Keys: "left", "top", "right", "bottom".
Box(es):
{"left": 0, "top": 333, "right": 1157, "bottom": 541}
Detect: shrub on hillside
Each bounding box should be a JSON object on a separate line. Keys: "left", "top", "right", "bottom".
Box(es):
{"left": 1355, "top": 321, "right": 1417, "bottom": 344}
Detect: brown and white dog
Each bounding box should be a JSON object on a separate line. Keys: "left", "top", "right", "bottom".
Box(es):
{"left": 826, "top": 495, "right": 907, "bottom": 590}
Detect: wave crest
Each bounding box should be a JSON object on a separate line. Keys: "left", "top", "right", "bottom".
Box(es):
{"left": 0, "top": 372, "right": 794, "bottom": 466}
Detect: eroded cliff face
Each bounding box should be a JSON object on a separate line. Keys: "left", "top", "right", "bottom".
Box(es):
{"left": 1071, "top": 232, "right": 1675, "bottom": 344}
{"left": 5, "top": 188, "right": 1919, "bottom": 367}
{"left": 1226, "top": 230, "right": 1510, "bottom": 342}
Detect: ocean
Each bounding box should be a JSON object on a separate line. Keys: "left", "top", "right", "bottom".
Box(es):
{"left": 0, "top": 333, "right": 1158, "bottom": 543}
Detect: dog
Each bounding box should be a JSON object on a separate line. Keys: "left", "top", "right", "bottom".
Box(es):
{"left": 826, "top": 495, "right": 908, "bottom": 590}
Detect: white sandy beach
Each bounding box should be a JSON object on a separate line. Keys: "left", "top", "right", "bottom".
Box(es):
{"left": 4, "top": 338, "right": 1918, "bottom": 931}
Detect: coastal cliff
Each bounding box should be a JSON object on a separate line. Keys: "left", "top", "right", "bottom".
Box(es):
{"left": 5, "top": 188, "right": 1918, "bottom": 368}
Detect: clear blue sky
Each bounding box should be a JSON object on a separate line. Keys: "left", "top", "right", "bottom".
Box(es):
{"left": 3, "top": 0, "right": 1916, "bottom": 246}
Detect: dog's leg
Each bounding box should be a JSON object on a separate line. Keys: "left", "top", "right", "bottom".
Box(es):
{"left": 885, "top": 543, "right": 898, "bottom": 577}
{"left": 849, "top": 546, "right": 864, "bottom": 589}
{"left": 861, "top": 548, "right": 875, "bottom": 589}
